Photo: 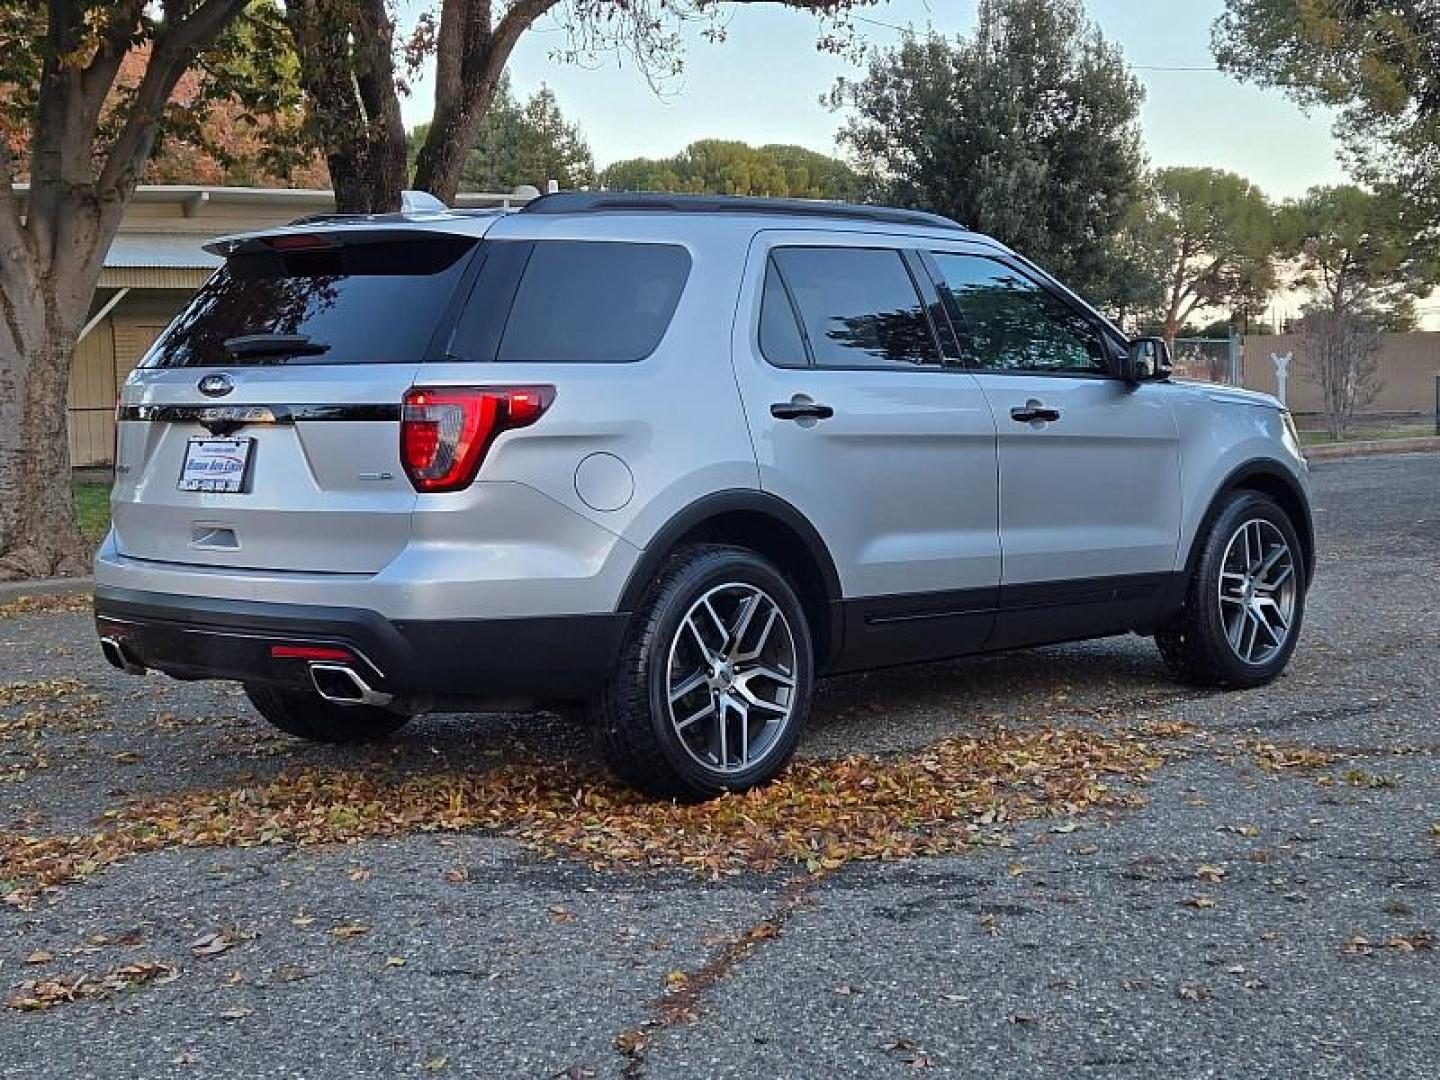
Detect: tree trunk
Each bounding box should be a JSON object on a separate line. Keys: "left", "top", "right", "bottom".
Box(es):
{"left": 288, "top": 0, "right": 406, "bottom": 214}
{"left": 0, "top": 275, "right": 92, "bottom": 580}
{"left": 411, "top": 0, "right": 560, "bottom": 204}
{"left": 412, "top": 57, "right": 506, "bottom": 203}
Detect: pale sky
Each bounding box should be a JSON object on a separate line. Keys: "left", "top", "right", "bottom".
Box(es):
{"left": 397, "top": 1, "right": 1439, "bottom": 328}
{"left": 398, "top": 0, "right": 1349, "bottom": 199}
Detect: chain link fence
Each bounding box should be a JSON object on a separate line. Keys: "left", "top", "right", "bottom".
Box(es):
{"left": 1170, "top": 337, "right": 1241, "bottom": 385}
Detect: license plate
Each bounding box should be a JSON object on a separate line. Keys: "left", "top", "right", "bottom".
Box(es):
{"left": 178, "top": 437, "right": 253, "bottom": 493}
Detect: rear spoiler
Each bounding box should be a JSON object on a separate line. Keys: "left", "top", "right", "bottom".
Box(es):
{"left": 204, "top": 212, "right": 511, "bottom": 259}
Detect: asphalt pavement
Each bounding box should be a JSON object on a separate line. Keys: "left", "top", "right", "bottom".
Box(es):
{"left": 1, "top": 454, "right": 1436, "bottom": 1078}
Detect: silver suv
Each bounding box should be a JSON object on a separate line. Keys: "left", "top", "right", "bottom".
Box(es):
{"left": 95, "top": 192, "right": 1313, "bottom": 800}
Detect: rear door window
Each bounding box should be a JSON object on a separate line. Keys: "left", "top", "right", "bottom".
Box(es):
{"left": 143, "top": 234, "right": 477, "bottom": 367}
{"left": 769, "top": 247, "right": 940, "bottom": 369}
{"left": 451, "top": 240, "right": 691, "bottom": 363}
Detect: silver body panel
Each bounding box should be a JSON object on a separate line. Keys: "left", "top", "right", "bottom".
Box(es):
{"left": 97, "top": 206, "right": 1310, "bottom": 641}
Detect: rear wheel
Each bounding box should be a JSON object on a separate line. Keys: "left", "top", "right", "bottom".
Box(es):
{"left": 243, "top": 683, "right": 410, "bottom": 743}
{"left": 1155, "top": 491, "right": 1306, "bottom": 688}
{"left": 593, "top": 544, "right": 814, "bottom": 800}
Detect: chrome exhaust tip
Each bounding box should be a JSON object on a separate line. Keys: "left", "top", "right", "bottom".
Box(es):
{"left": 100, "top": 635, "right": 146, "bottom": 676}
{"left": 308, "top": 663, "right": 393, "bottom": 708}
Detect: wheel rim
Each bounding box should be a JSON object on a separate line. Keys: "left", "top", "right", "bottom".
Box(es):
{"left": 1217, "top": 518, "right": 1298, "bottom": 666}
{"left": 665, "top": 581, "right": 799, "bottom": 776}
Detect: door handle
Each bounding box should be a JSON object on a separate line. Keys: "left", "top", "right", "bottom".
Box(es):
{"left": 771, "top": 398, "right": 834, "bottom": 421}
{"left": 1010, "top": 400, "right": 1061, "bottom": 423}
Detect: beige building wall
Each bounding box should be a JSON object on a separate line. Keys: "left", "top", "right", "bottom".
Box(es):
{"left": 1242, "top": 333, "right": 1440, "bottom": 417}
{"left": 69, "top": 294, "right": 191, "bottom": 466}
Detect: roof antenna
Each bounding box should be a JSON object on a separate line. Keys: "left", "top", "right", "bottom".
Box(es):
{"left": 400, "top": 190, "right": 448, "bottom": 214}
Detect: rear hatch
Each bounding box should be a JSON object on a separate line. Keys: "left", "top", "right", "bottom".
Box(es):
{"left": 112, "top": 227, "right": 481, "bottom": 573}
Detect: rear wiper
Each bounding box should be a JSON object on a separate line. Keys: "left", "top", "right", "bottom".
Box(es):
{"left": 223, "top": 333, "right": 331, "bottom": 359}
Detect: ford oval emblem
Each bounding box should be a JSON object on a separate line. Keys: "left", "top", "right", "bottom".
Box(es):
{"left": 198, "top": 373, "right": 234, "bottom": 398}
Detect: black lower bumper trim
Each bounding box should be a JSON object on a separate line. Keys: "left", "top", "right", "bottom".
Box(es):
{"left": 94, "top": 586, "right": 628, "bottom": 701}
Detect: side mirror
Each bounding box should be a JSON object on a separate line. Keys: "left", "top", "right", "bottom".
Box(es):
{"left": 1122, "top": 336, "right": 1172, "bottom": 383}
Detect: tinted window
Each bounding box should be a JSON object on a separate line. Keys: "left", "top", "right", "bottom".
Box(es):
{"left": 931, "top": 254, "right": 1109, "bottom": 374}
{"left": 771, "top": 247, "right": 939, "bottom": 369}
{"left": 144, "top": 235, "right": 476, "bottom": 367}
{"left": 758, "top": 258, "right": 808, "bottom": 367}
{"left": 491, "top": 241, "right": 690, "bottom": 363}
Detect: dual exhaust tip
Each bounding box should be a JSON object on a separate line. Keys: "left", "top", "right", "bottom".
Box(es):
{"left": 307, "top": 662, "right": 393, "bottom": 708}
{"left": 100, "top": 635, "right": 146, "bottom": 676}
{"left": 100, "top": 635, "right": 392, "bottom": 709}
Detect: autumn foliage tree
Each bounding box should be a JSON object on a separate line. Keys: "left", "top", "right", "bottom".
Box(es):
{"left": 0, "top": 2, "right": 294, "bottom": 578}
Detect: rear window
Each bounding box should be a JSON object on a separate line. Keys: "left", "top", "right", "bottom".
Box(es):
{"left": 143, "top": 234, "right": 476, "bottom": 368}
{"left": 449, "top": 240, "right": 691, "bottom": 363}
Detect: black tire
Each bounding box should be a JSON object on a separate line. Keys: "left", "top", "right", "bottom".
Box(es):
{"left": 1155, "top": 490, "right": 1307, "bottom": 689}
{"left": 243, "top": 682, "right": 410, "bottom": 743}
{"left": 592, "top": 544, "right": 815, "bottom": 801}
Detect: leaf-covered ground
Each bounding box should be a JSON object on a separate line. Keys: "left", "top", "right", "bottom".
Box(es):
{"left": 0, "top": 456, "right": 1436, "bottom": 1077}
{"left": 1, "top": 724, "right": 1165, "bottom": 906}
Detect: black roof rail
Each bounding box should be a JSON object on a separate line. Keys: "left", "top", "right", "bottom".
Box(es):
{"left": 519, "top": 191, "right": 966, "bottom": 231}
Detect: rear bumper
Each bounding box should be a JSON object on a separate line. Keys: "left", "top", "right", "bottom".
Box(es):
{"left": 94, "top": 586, "right": 628, "bottom": 703}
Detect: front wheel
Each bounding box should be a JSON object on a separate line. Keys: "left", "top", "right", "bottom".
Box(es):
{"left": 592, "top": 544, "right": 815, "bottom": 800}
{"left": 1155, "top": 490, "right": 1306, "bottom": 688}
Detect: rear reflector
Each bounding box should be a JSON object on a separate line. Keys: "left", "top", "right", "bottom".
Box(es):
{"left": 270, "top": 645, "right": 353, "bottom": 662}
{"left": 400, "top": 386, "right": 554, "bottom": 492}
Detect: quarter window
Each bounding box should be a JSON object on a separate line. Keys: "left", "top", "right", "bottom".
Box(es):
{"left": 451, "top": 240, "right": 691, "bottom": 363}
{"left": 758, "top": 259, "right": 808, "bottom": 368}
{"left": 770, "top": 247, "right": 940, "bottom": 369}
{"left": 931, "top": 254, "right": 1109, "bottom": 375}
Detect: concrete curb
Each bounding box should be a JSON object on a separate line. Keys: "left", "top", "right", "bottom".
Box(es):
{"left": 0, "top": 576, "right": 93, "bottom": 601}
{"left": 1304, "top": 436, "right": 1440, "bottom": 461}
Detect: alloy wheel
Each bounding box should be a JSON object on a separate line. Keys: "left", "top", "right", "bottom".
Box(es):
{"left": 665, "top": 582, "right": 798, "bottom": 775}
{"left": 1217, "top": 518, "right": 1298, "bottom": 666}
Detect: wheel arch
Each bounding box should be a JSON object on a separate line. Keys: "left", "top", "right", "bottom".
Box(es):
{"left": 617, "top": 490, "right": 845, "bottom": 670}
{"left": 1187, "top": 460, "right": 1316, "bottom": 585}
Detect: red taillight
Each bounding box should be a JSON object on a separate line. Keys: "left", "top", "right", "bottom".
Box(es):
{"left": 270, "top": 645, "right": 352, "bottom": 661}
{"left": 400, "top": 386, "right": 554, "bottom": 493}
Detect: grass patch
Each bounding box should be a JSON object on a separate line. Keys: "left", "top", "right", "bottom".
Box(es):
{"left": 1298, "top": 424, "right": 1434, "bottom": 446}
{"left": 72, "top": 482, "right": 111, "bottom": 544}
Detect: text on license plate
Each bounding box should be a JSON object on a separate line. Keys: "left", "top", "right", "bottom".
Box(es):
{"left": 178, "top": 438, "right": 253, "bottom": 493}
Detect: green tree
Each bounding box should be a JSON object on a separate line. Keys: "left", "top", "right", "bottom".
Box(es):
{"left": 0, "top": 1, "right": 291, "bottom": 578}
{"left": 1137, "top": 167, "right": 1277, "bottom": 345}
{"left": 1278, "top": 184, "right": 1439, "bottom": 436}
{"left": 410, "top": 78, "right": 595, "bottom": 193}
{"left": 1278, "top": 185, "right": 1438, "bottom": 328}
{"left": 600, "top": 139, "right": 860, "bottom": 199}
{"left": 831, "top": 1, "right": 1148, "bottom": 308}
{"left": 1213, "top": 2, "right": 1440, "bottom": 218}
{"left": 288, "top": 0, "right": 876, "bottom": 213}
{"left": 759, "top": 144, "right": 864, "bottom": 201}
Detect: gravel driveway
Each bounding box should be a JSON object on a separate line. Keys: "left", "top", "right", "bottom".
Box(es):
{"left": 1, "top": 454, "right": 1436, "bottom": 1079}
